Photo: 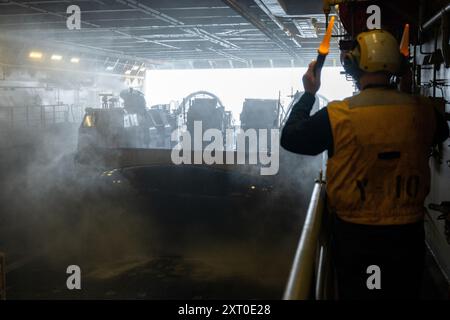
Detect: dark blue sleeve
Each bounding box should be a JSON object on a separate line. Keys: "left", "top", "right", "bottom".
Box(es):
{"left": 280, "top": 92, "right": 334, "bottom": 156}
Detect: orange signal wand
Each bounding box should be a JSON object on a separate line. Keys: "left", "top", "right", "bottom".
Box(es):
{"left": 400, "top": 23, "right": 410, "bottom": 57}
{"left": 314, "top": 15, "right": 335, "bottom": 76}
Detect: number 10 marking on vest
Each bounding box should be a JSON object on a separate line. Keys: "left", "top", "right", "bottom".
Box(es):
{"left": 396, "top": 175, "right": 420, "bottom": 198}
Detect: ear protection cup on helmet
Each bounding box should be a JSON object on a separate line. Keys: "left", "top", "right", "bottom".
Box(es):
{"left": 342, "top": 48, "right": 363, "bottom": 80}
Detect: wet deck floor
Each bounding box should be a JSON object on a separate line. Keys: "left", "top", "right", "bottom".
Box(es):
{"left": 5, "top": 251, "right": 286, "bottom": 299}
{"left": 0, "top": 147, "right": 309, "bottom": 299}
{"left": 2, "top": 209, "right": 300, "bottom": 299}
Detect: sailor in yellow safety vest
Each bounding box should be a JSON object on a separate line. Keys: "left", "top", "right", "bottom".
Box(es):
{"left": 281, "top": 29, "right": 449, "bottom": 299}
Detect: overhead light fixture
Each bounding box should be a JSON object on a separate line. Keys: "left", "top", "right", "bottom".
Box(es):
{"left": 29, "top": 51, "right": 43, "bottom": 59}
{"left": 106, "top": 66, "right": 114, "bottom": 71}
{"left": 51, "top": 54, "right": 63, "bottom": 61}
{"left": 131, "top": 65, "right": 139, "bottom": 71}
{"left": 124, "top": 70, "right": 132, "bottom": 75}
{"left": 70, "top": 57, "right": 80, "bottom": 63}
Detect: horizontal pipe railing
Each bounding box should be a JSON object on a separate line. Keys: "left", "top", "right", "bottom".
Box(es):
{"left": 0, "top": 104, "right": 84, "bottom": 130}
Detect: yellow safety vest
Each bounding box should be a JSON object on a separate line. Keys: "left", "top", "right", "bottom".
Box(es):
{"left": 326, "top": 88, "right": 437, "bottom": 225}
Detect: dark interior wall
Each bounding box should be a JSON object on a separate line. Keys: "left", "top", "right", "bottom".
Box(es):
{"left": 419, "top": 16, "right": 450, "bottom": 282}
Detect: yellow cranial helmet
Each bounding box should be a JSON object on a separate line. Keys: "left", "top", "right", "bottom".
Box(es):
{"left": 343, "top": 29, "right": 402, "bottom": 77}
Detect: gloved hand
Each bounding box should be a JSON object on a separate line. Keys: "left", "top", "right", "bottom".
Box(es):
{"left": 302, "top": 60, "right": 321, "bottom": 95}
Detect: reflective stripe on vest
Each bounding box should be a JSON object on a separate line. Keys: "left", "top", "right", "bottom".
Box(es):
{"left": 326, "top": 88, "right": 437, "bottom": 225}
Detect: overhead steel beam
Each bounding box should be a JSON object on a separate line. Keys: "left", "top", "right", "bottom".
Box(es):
{"left": 221, "top": 0, "right": 301, "bottom": 59}
{"left": 0, "top": 0, "right": 316, "bottom": 67}
{"left": 253, "top": 0, "right": 302, "bottom": 47}
{"left": 115, "top": 0, "right": 241, "bottom": 50}
{"left": 115, "top": 0, "right": 185, "bottom": 25}
{"left": 0, "top": 23, "right": 252, "bottom": 33}
{"left": 208, "top": 48, "right": 248, "bottom": 64}
{"left": 6, "top": 1, "right": 179, "bottom": 50}
{"left": 188, "top": 28, "right": 240, "bottom": 49}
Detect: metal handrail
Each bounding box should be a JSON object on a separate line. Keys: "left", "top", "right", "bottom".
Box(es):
{"left": 315, "top": 219, "right": 333, "bottom": 300}
{"left": 0, "top": 104, "right": 84, "bottom": 131}
{"left": 283, "top": 177, "right": 328, "bottom": 300}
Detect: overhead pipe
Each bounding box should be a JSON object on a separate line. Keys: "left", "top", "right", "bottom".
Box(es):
{"left": 422, "top": 3, "right": 450, "bottom": 31}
